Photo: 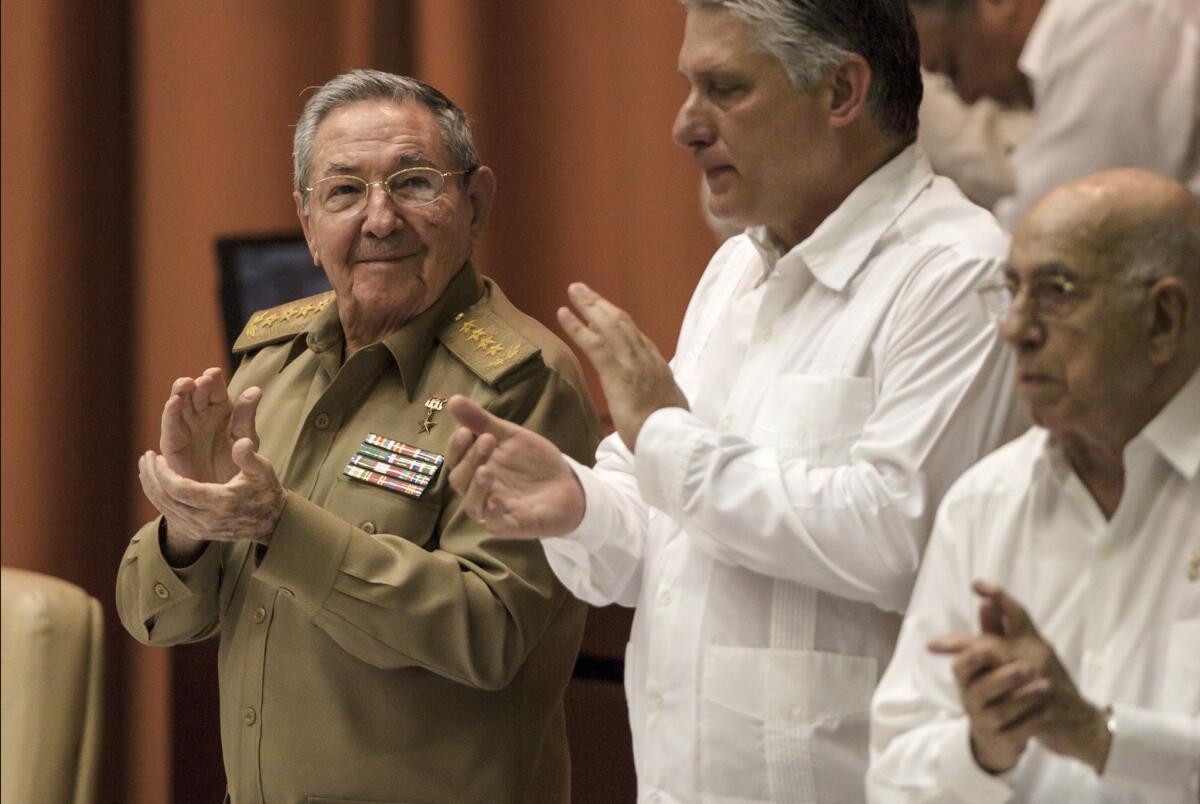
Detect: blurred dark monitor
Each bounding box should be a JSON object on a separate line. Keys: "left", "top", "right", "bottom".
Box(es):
{"left": 216, "top": 233, "right": 330, "bottom": 358}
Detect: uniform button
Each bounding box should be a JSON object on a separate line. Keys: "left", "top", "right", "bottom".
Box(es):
{"left": 243, "top": 706, "right": 257, "bottom": 726}
{"left": 783, "top": 704, "right": 802, "bottom": 723}
{"left": 650, "top": 692, "right": 664, "bottom": 710}
{"left": 153, "top": 583, "right": 170, "bottom": 599}
{"left": 718, "top": 414, "right": 732, "bottom": 430}
{"left": 253, "top": 607, "right": 266, "bottom": 624}
{"left": 1099, "top": 543, "right": 1115, "bottom": 559}
{"left": 361, "top": 521, "right": 377, "bottom": 535}
{"left": 648, "top": 793, "right": 663, "bottom": 804}
{"left": 314, "top": 412, "right": 331, "bottom": 430}
{"left": 762, "top": 325, "right": 773, "bottom": 340}
{"left": 658, "top": 589, "right": 673, "bottom": 606}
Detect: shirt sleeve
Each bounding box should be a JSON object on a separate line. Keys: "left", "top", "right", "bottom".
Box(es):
{"left": 867, "top": 493, "right": 1015, "bottom": 804}
{"left": 632, "top": 252, "right": 1019, "bottom": 613}
{"left": 995, "top": 0, "right": 1199, "bottom": 229}
{"left": 249, "top": 367, "right": 599, "bottom": 691}
{"left": 540, "top": 433, "right": 649, "bottom": 608}
{"left": 1101, "top": 704, "right": 1200, "bottom": 802}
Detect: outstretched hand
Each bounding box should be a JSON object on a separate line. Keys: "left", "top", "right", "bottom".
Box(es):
{"left": 160, "top": 367, "right": 263, "bottom": 483}
{"left": 557, "top": 283, "right": 688, "bottom": 453}
{"left": 445, "top": 396, "right": 586, "bottom": 538}
{"left": 928, "top": 580, "right": 1112, "bottom": 775}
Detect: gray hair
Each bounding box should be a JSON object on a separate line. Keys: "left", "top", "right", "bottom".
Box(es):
{"left": 1115, "top": 204, "right": 1200, "bottom": 286}
{"left": 293, "top": 69, "right": 481, "bottom": 200}
{"left": 682, "top": 0, "right": 923, "bottom": 141}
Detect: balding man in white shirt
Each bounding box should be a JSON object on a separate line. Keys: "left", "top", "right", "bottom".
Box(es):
{"left": 908, "top": 0, "right": 1200, "bottom": 230}
{"left": 869, "top": 169, "right": 1200, "bottom": 803}
{"left": 445, "top": 1, "right": 1023, "bottom": 800}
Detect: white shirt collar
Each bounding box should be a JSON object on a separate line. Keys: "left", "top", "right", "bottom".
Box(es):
{"left": 1139, "top": 366, "right": 1200, "bottom": 479}
{"left": 746, "top": 145, "right": 933, "bottom": 292}
{"left": 1018, "top": 0, "right": 1064, "bottom": 86}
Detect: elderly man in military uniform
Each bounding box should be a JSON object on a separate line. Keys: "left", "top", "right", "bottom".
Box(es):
{"left": 116, "top": 70, "right": 601, "bottom": 804}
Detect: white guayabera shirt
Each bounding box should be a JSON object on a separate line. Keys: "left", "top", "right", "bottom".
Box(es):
{"left": 543, "top": 146, "right": 1024, "bottom": 804}
{"left": 869, "top": 369, "right": 1200, "bottom": 803}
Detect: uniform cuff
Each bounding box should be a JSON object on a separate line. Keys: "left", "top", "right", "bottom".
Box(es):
{"left": 255, "top": 493, "right": 351, "bottom": 619}
{"left": 134, "top": 517, "right": 220, "bottom": 616}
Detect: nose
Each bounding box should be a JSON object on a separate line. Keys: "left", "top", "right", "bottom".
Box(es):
{"left": 672, "top": 89, "right": 715, "bottom": 152}
{"left": 361, "top": 181, "right": 403, "bottom": 239}
{"left": 998, "top": 295, "right": 1045, "bottom": 351}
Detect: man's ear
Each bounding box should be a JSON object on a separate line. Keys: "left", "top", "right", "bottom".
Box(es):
{"left": 466, "top": 166, "right": 497, "bottom": 239}
{"left": 294, "top": 190, "right": 321, "bottom": 266}
{"left": 1146, "top": 277, "right": 1191, "bottom": 365}
{"left": 827, "top": 54, "right": 872, "bottom": 129}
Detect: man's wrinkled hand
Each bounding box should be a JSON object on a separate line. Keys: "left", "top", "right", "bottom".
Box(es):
{"left": 930, "top": 580, "right": 1113, "bottom": 776}
{"left": 160, "top": 367, "right": 263, "bottom": 483}
{"left": 557, "top": 283, "right": 688, "bottom": 453}
{"left": 445, "top": 396, "right": 585, "bottom": 538}
{"left": 139, "top": 436, "right": 287, "bottom": 556}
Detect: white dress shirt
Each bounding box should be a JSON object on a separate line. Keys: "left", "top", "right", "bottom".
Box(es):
{"left": 869, "top": 369, "right": 1200, "bottom": 803}
{"left": 993, "top": 0, "right": 1200, "bottom": 230}
{"left": 543, "top": 146, "right": 1023, "bottom": 803}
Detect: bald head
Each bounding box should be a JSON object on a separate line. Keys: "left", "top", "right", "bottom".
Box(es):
{"left": 1015, "top": 168, "right": 1200, "bottom": 293}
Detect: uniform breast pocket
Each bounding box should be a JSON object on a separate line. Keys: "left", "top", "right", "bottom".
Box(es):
{"left": 750, "top": 374, "right": 874, "bottom": 467}
{"left": 323, "top": 474, "right": 442, "bottom": 549}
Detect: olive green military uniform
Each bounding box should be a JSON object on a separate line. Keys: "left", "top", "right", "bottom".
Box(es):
{"left": 116, "top": 264, "right": 601, "bottom": 804}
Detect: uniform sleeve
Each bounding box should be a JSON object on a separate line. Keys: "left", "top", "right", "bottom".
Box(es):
{"left": 115, "top": 516, "right": 226, "bottom": 645}
{"left": 867, "top": 494, "right": 1015, "bottom": 804}
{"left": 631, "top": 252, "right": 1019, "bottom": 613}
{"left": 253, "top": 367, "right": 600, "bottom": 690}
{"left": 995, "top": 0, "right": 1200, "bottom": 229}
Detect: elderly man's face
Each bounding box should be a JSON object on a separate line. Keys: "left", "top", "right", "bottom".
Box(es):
{"left": 672, "top": 6, "right": 835, "bottom": 238}
{"left": 910, "top": 2, "right": 1028, "bottom": 105}
{"left": 1002, "top": 222, "right": 1150, "bottom": 438}
{"left": 296, "top": 100, "right": 486, "bottom": 328}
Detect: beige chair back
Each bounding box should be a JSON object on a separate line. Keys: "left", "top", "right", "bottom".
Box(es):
{"left": 1, "top": 568, "right": 103, "bottom": 804}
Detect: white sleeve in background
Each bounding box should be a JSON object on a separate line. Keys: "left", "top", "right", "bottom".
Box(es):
{"left": 995, "top": 0, "right": 1200, "bottom": 229}
{"left": 630, "top": 251, "right": 1015, "bottom": 614}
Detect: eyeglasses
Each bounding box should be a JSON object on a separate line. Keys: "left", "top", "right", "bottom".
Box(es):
{"left": 978, "top": 274, "right": 1158, "bottom": 324}
{"left": 305, "top": 166, "right": 471, "bottom": 214}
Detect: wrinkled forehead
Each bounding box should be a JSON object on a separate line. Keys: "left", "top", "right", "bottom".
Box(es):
{"left": 311, "top": 99, "right": 450, "bottom": 177}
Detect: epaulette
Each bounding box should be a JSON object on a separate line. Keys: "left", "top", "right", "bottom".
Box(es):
{"left": 232, "top": 291, "right": 335, "bottom": 354}
{"left": 438, "top": 303, "right": 541, "bottom": 386}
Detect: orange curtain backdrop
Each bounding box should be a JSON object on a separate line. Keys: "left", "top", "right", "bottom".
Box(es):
{"left": 2, "top": 1, "right": 717, "bottom": 801}
{"left": 414, "top": 0, "right": 717, "bottom": 376}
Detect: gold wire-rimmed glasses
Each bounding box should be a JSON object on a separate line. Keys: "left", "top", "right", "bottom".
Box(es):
{"left": 305, "top": 166, "right": 471, "bottom": 214}
{"left": 978, "top": 273, "right": 1159, "bottom": 324}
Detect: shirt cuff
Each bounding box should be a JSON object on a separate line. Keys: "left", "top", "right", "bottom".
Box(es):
{"left": 632, "top": 406, "right": 701, "bottom": 513}
{"left": 254, "top": 493, "right": 352, "bottom": 620}
{"left": 1103, "top": 703, "right": 1200, "bottom": 801}
{"left": 937, "top": 718, "right": 1014, "bottom": 804}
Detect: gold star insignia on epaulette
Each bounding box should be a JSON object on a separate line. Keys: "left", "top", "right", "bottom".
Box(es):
{"left": 488, "top": 343, "right": 522, "bottom": 368}
{"left": 459, "top": 319, "right": 478, "bottom": 335}
{"left": 1188, "top": 548, "right": 1199, "bottom": 582}
{"left": 478, "top": 335, "right": 496, "bottom": 350}
{"left": 468, "top": 328, "right": 485, "bottom": 343}
{"left": 487, "top": 344, "right": 503, "bottom": 356}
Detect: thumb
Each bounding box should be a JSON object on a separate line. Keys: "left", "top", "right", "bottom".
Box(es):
{"left": 972, "top": 579, "right": 1033, "bottom": 637}
{"left": 446, "top": 395, "right": 519, "bottom": 440}
{"left": 232, "top": 437, "right": 274, "bottom": 481}
{"left": 229, "top": 387, "right": 263, "bottom": 447}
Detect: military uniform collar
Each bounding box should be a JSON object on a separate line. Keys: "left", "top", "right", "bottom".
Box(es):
{"left": 381, "top": 262, "right": 485, "bottom": 398}
{"left": 288, "top": 263, "right": 485, "bottom": 400}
